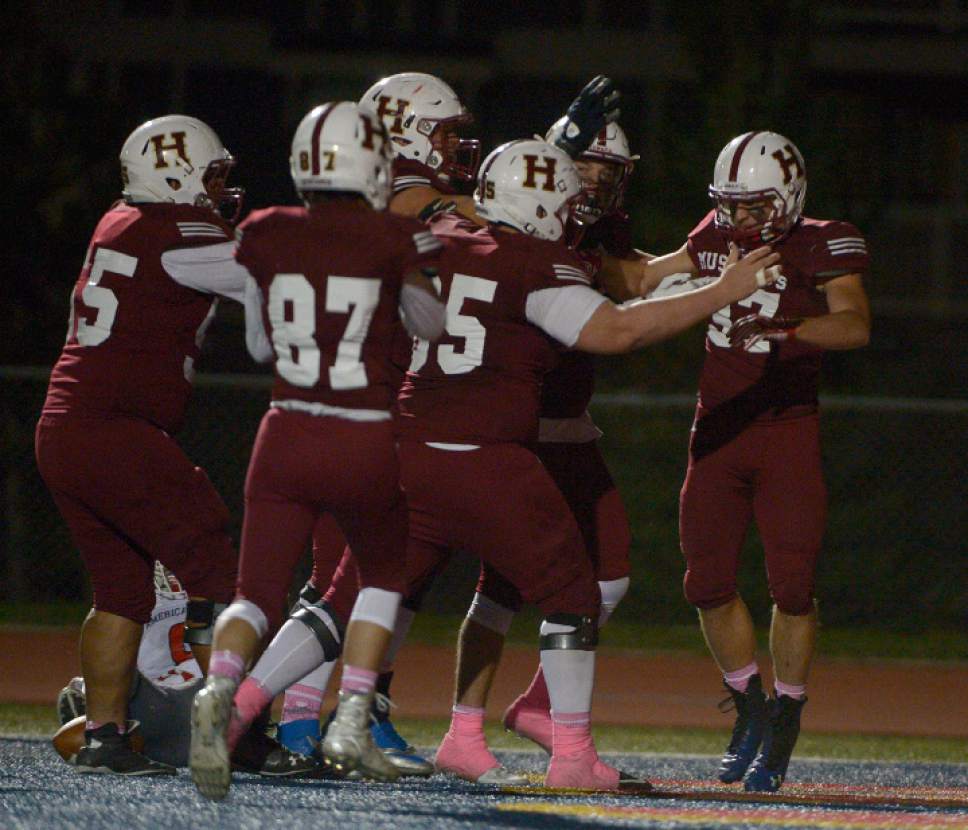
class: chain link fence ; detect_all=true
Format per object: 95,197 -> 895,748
2,367 -> 965,629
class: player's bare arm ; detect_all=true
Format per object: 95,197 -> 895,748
390,186 -> 482,224
576,244 -> 779,354
596,250 -> 654,302
729,272 -> 870,351
636,243 -> 698,296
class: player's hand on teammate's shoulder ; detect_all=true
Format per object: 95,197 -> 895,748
716,243 -> 781,300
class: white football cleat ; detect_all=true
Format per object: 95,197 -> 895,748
323,690 -> 399,782
190,677 -> 236,801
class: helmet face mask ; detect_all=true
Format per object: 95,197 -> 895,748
360,72 -> 481,182
709,131 -> 806,246
574,157 -> 626,223
289,102 -> 392,210
119,115 -> 243,221
473,139 -> 583,243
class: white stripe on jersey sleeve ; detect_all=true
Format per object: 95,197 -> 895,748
177,222 -> 229,239
412,231 -> 442,254
525,284 -> 608,347
552,264 -> 591,284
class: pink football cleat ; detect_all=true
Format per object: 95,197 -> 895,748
502,695 -> 553,754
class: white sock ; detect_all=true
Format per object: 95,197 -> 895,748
249,616 -> 332,698
539,621 -> 596,715
380,606 -> 416,673
597,577 -> 630,627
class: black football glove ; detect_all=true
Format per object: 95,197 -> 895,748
549,75 -> 621,159
728,314 -> 803,350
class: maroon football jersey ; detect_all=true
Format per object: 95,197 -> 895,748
540,210 -> 633,420
43,202 -> 234,434
236,203 -> 440,413
687,210 -> 869,417
397,212 -> 594,444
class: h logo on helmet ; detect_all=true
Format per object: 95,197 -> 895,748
358,113 -> 385,152
522,155 -> 557,192
771,145 -> 803,185
149,132 -> 191,170
376,96 -> 410,135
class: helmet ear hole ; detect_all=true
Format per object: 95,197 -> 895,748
166,178 -> 182,191
536,205 -> 547,219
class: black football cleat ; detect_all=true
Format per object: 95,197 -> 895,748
232,723 -> 318,778
743,693 -> 807,792
717,674 -> 768,783
75,722 -> 175,776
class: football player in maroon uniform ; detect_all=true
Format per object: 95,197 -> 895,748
440,123 -> 644,766
187,102 -> 445,801
394,138 -> 778,791
260,72 -> 624,773
34,115 -> 247,777
636,131 -> 871,792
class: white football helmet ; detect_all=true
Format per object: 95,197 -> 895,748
548,118 -> 638,223
474,140 -> 584,242
359,72 -> 480,181
289,101 -> 392,210
709,131 -> 806,245
120,115 -> 242,221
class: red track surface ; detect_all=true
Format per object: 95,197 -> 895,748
2,626 -> 967,738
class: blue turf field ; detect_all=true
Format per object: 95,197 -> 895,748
2,738 -> 966,829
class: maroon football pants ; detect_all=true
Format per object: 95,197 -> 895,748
237,408 -> 406,631
35,414 -> 237,624
478,438 -> 632,612
397,440 -> 599,619
680,413 -> 827,616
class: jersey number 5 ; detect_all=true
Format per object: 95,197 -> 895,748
68,248 -> 139,347
268,274 -> 381,389
410,273 -> 497,374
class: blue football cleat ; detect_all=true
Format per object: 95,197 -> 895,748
717,674 -> 768,783
276,717 -> 321,759
743,694 -> 807,792
369,693 -> 434,777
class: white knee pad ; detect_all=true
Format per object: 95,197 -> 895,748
466,592 -> 515,636
598,577 -> 630,627
349,587 -> 401,633
217,598 -> 269,640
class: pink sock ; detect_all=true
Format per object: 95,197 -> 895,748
775,680 -> 807,700
234,676 -> 274,732
435,705 -> 499,779
551,712 -> 593,758
723,661 -> 759,693
449,705 -> 486,737
209,649 -> 246,684
340,665 -> 377,695
281,683 -> 324,725
521,667 -> 551,710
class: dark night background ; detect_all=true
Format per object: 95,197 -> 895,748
2,1 -> 965,629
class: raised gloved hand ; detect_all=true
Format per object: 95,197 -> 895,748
548,75 -> 621,159
729,314 -> 803,349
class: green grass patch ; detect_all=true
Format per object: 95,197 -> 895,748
6,704 -> 963,764
409,611 -> 968,662
1,604 -> 965,661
